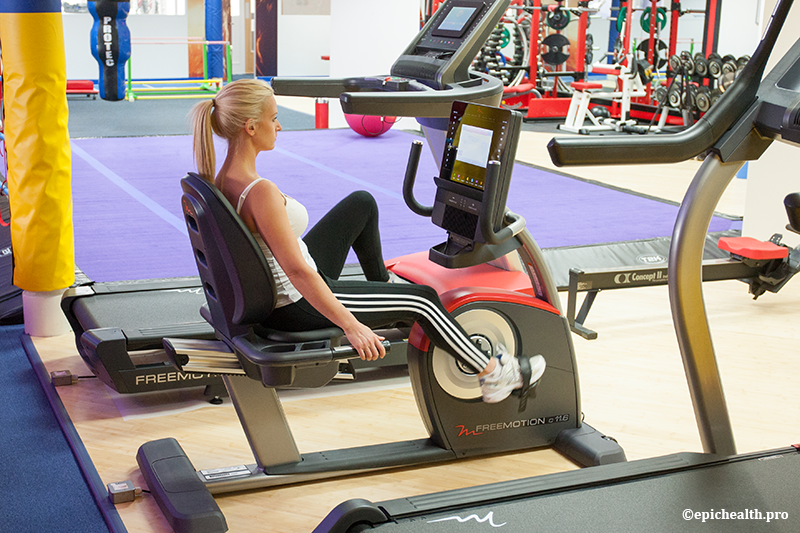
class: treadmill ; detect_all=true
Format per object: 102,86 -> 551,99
312,0 -> 800,530
61,0 -> 511,394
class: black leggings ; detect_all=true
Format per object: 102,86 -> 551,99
265,191 -> 492,372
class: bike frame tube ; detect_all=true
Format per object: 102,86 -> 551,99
669,153 -> 744,456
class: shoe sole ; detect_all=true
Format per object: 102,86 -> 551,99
481,355 -> 546,404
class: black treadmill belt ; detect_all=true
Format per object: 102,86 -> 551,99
71,289 -> 208,331
369,448 -> 800,532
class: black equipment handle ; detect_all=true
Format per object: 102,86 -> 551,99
403,140 -> 433,217
272,73 -> 503,118
479,161 -> 526,244
547,0 -> 793,167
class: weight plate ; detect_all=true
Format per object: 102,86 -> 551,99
636,39 -> 668,69
694,57 -> 708,77
640,6 -> 668,33
547,8 -> 571,30
585,33 -> 594,48
708,58 -> 722,78
616,6 -> 627,33
500,26 -> 511,48
722,60 -> 737,75
696,90 -> 711,113
669,54 -> 682,72
680,52 -> 695,76
541,33 -> 571,65
667,86 -> 682,108
654,85 -> 668,103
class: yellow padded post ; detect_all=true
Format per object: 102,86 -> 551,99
0,6 -> 75,293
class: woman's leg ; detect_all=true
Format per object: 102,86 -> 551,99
264,277 -> 546,403
328,278 -> 492,373
303,191 -> 389,282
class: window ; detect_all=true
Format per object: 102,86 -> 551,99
62,1 -> 186,16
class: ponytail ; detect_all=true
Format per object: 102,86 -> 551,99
189,79 -> 274,185
190,99 -> 216,183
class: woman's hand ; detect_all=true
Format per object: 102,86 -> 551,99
344,322 -> 386,361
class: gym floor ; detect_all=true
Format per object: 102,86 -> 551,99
35,95 -> 799,532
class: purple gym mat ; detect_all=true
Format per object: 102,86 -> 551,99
71,129 -> 734,282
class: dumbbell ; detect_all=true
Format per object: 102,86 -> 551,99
668,54 -> 682,72
695,86 -> 712,113
667,80 -> 683,108
654,85 -> 668,105
707,53 -> 723,79
680,51 -> 695,76
693,53 -> 709,78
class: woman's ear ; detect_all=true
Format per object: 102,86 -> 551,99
245,119 -> 256,136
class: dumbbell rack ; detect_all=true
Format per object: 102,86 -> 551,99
499,0 -> 597,120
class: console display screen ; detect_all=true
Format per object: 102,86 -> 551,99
431,1 -> 484,38
447,104 -> 509,191
437,7 -> 477,33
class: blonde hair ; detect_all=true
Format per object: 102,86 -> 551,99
190,78 -> 275,182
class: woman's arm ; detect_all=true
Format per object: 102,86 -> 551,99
241,180 -> 386,361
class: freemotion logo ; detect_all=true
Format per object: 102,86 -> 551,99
428,511 -> 506,528
456,414 -> 570,437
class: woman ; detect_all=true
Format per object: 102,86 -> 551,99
190,78 -> 545,403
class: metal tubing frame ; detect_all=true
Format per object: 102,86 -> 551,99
669,153 -> 744,456
125,42 -> 232,100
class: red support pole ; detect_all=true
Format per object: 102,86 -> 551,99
529,0 -> 541,91
645,0 -> 659,102
669,0 -> 680,59
576,7 -> 588,80
622,0 -> 632,66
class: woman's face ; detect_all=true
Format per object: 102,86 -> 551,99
251,95 -> 282,151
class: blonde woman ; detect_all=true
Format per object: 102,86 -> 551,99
190,79 -> 545,403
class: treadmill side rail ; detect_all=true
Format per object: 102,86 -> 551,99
311,499 -> 388,533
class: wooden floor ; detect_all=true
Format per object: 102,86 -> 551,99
32,124 -> 800,532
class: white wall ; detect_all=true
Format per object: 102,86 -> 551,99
64,13 -> 190,80
277,11 -> 331,77
327,0 -> 419,128
717,0 -> 764,58
741,0 -> 800,247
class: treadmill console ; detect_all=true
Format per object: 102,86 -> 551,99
431,101 -> 521,256
391,0 -> 508,88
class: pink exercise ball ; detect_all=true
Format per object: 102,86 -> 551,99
344,114 -> 398,137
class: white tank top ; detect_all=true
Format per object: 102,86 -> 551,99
236,178 -> 317,308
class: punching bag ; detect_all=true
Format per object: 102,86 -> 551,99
89,0 -> 131,101
206,0 -> 224,79
0,0 -> 74,335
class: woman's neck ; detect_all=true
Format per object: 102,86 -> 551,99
217,136 -> 259,188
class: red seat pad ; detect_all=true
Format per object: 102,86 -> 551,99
571,81 -> 603,91
66,80 -> 97,93
503,83 -> 535,95
718,236 -> 788,260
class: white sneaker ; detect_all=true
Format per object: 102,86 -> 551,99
479,344 -> 546,404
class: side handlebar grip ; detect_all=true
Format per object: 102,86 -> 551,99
547,121 -> 717,167
479,161 -> 522,244
403,140 -> 433,217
